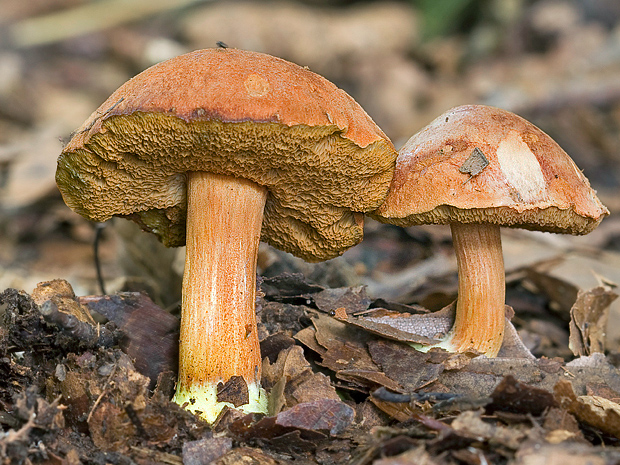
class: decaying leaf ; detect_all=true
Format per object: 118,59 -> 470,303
312,285 -> 372,314
276,399 -> 355,435
217,376 -> 250,407
260,332 -> 296,363
487,375 -> 557,415
373,445 -> 438,465
368,339 -> 451,391
514,443 -> 616,465
301,313 -> 403,392
568,285 -> 618,356
542,407 -> 583,442
261,273 -> 324,299
368,395 -> 418,423
338,302 -> 533,359
585,382 -> 620,402
182,436 -> 232,465
262,345 -> 340,415
213,447 -> 282,465
564,353 -> 620,394
229,399 -> 354,453
459,147 -> 490,179
451,410 -> 526,450
79,292 -> 179,387
336,306 -> 447,345
554,378 -> 620,439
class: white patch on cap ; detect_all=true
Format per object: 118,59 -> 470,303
496,130 -> 547,203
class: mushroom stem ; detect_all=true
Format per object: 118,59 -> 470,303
446,222 -> 506,357
173,171 -> 268,422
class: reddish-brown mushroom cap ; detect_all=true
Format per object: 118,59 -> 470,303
373,105 -> 608,357
375,104 -> 608,232
57,48 -> 397,261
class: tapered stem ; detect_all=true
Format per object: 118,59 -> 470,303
447,222 -> 505,357
173,171 -> 268,421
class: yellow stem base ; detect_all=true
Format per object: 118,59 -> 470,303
173,382 -> 268,424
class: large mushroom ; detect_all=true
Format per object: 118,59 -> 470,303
56,48 -> 397,422
373,104 -> 608,357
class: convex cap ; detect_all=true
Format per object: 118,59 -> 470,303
57,48 -> 397,260
374,105 -> 608,233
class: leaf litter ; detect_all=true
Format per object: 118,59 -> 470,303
0,266 -> 618,463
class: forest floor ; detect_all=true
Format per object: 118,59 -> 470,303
2,0 -> 620,463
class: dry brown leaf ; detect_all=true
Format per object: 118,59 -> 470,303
373,445 -> 438,465
342,302 -> 533,359
310,314 -> 394,390
544,429 -> 579,444
262,345 -> 340,416
181,437 -> 232,465
451,410 -> 526,450
295,314 -> 405,393
213,447 -> 282,465
276,399 -> 355,436
216,376 -> 249,408
369,397 -> 417,423
262,345 -> 312,389
487,375 -> 557,416
293,326 -> 325,356
585,382 -> 620,402
79,292 -> 179,387
312,286 -> 371,314
568,285 -> 618,356
229,399 -> 354,451
542,407 -> 581,436
259,332 -> 296,364
514,443 -> 609,465
368,339 -> 447,392
554,379 -> 620,439
339,306 -> 447,345
355,400 -> 392,429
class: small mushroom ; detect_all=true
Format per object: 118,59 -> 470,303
56,48 -> 397,421
373,104 -> 608,357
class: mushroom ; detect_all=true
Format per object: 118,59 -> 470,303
373,105 -> 608,357
56,48 -> 397,422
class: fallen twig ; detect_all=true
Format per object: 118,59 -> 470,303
10,0 -> 211,48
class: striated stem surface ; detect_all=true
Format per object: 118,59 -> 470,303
174,171 -> 268,421
448,222 -> 505,357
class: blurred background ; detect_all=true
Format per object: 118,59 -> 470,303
0,0 -> 619,356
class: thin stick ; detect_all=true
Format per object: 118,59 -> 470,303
10,0 -> 209,48
93,222 -> 107,295
86,363 -> 117,423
